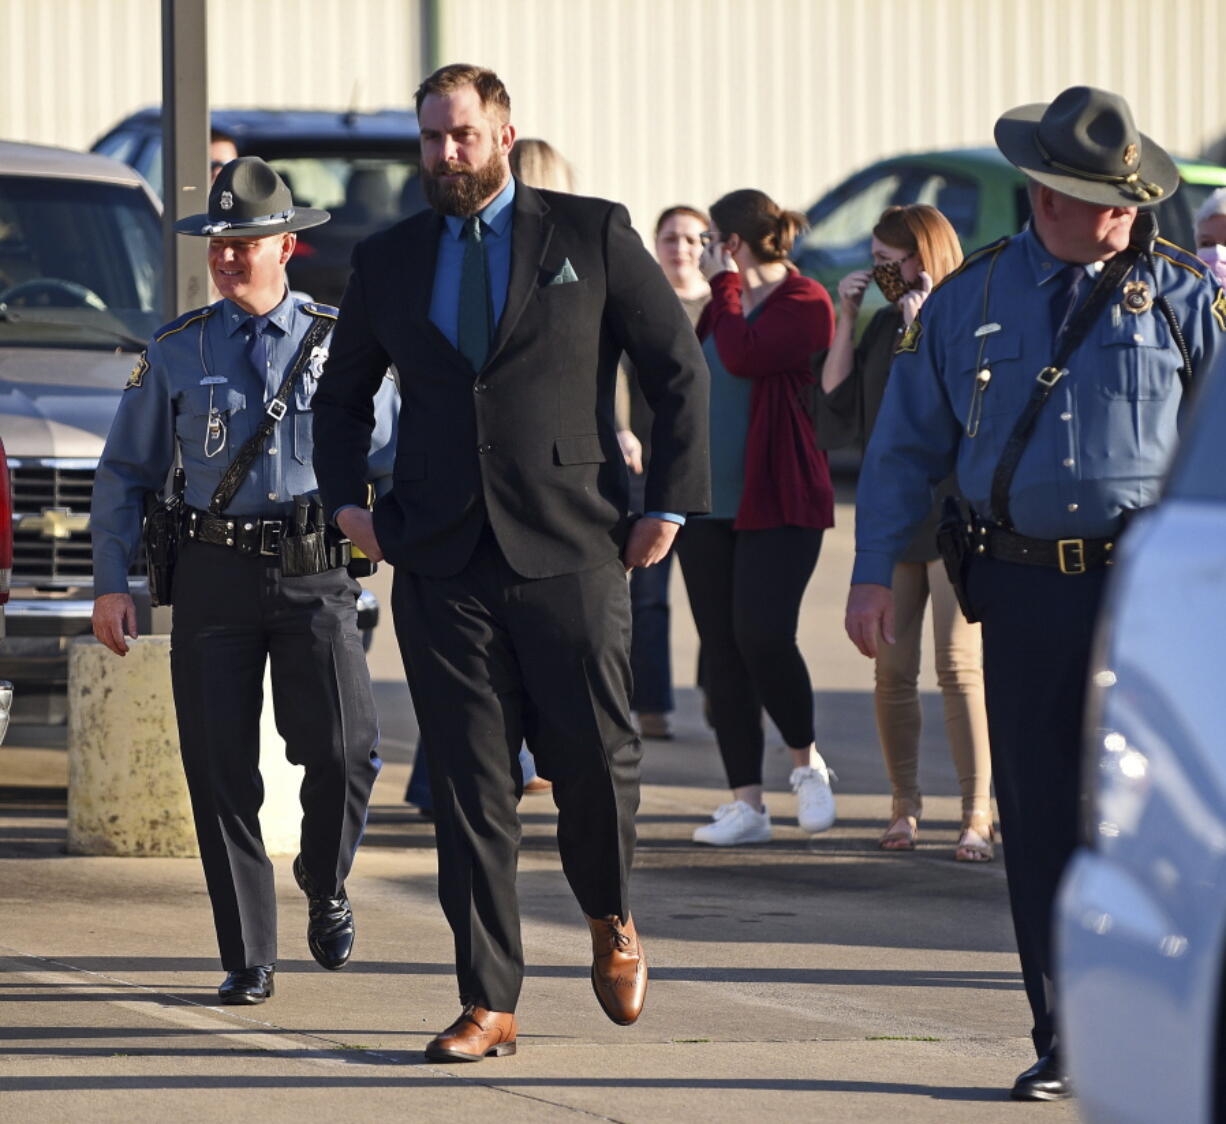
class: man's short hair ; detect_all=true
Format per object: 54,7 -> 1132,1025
415,63 -> 511,123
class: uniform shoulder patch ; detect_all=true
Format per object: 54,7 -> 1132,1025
125,350 -> 149,390
301,302 -> 339,320
154,305 -> 213,343
896,319 -> 923,354
1212,287 -> 1226,333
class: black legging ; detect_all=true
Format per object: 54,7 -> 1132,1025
676,519 -> 823,789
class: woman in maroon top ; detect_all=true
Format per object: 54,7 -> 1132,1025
677,188 -> 838,846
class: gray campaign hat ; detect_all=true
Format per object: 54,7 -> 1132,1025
175,156 -> 330,237
994,85 -> 1179,209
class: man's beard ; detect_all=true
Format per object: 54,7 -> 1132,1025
422,151 -> 508,217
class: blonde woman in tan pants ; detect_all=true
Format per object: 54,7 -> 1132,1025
813,204 -> 993,860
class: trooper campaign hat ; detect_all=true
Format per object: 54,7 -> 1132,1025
175,156 -> 330,237
994,85 -> 1179,209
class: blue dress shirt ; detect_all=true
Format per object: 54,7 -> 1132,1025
424,176 -> 683,528
429,177 -> 516,348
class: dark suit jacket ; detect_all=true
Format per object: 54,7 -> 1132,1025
313,181 -> 711,579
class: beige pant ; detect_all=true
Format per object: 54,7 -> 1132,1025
874,560 -> 991,821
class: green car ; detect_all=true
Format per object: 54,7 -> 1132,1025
794,147 -> 1226,324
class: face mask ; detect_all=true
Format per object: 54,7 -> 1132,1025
872,259 -> 917,303
1196,244 -> 1226,287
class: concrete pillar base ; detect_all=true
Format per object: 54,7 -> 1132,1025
67,635 -> 304,857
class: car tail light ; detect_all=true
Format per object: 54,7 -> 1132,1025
0,439 -> 11,604
291,238 -> 317,258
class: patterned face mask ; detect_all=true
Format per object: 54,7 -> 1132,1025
872,259 -> 917,303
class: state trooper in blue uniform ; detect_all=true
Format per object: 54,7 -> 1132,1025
91,158 -> 398,1005
846,88 -> 1225,1102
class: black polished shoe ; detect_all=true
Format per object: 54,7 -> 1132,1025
1010,1052 -> 1071,1101
293,854 -> 355,971
218,964 -> 275,1005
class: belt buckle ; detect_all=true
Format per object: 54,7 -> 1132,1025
1057,538 -> 1086,575
260,521 -> 282,556
1037,366 -> 1068,388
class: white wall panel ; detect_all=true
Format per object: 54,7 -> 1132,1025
1,0 -> 1222,246
0,0 -> 423,152
436,0 -> 1226,240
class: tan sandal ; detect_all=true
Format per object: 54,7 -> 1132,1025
878,815 -> 918,851
955,815 -> 995,862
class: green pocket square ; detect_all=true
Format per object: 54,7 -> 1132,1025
547,258 -> 580,285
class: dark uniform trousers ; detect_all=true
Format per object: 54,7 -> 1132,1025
390,525 -> 641,1014
169,538 -> 381,970
966,554 -> 1109,1056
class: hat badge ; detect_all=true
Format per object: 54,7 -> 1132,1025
219,190 -> 234,211
1122,143 -> 1139,167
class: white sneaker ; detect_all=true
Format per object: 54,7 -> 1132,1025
791,758 -> 837,833
692,800 -> 773,846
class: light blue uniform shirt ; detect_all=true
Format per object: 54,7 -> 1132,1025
853,227 -> 1225,587
92,290 -> 399,595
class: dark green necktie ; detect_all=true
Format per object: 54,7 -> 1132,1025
458,215 -> 492,370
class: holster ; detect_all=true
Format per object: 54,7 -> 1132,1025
278,494 -> 352,577
142,471 -> 186,608
935,495 -> 978,624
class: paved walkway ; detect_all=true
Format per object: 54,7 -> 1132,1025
0,499 -> 1077,1121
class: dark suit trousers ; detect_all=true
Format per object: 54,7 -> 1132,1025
390,527 -> 640,1013
966,555 -> 1107,1058
170,540 -> 381,970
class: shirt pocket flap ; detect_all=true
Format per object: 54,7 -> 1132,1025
1100,314 -> 1165,349
553,434 -> 606,465
183,386 -> 246,415
393,450 -> 427,481
961,329 -> 1023,373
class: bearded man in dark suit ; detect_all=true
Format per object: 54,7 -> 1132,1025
312,63 -> 710,1062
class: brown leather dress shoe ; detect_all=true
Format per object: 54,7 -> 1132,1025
424,1005 -> 518,1062
586,914 -> 647,1025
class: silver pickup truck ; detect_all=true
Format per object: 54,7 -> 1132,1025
0,141 -> 376,725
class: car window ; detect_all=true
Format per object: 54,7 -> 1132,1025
796,172 -> 902,272
93,132 -> 142,167
0,176 -> 163,349
914,172 -> 980,239
262,156 -> 419,224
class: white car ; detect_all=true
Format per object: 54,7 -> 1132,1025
1057,346 -> 1226,1123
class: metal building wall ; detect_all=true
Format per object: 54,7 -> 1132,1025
1,0 -> 1221,242
0,0 -> 423,152
436,0 -> 1225,236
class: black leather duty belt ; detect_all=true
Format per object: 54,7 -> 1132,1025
187,508 -> 284,556
974,523 -> 1115,575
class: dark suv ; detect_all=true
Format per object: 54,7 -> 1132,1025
92,108 -> 424,306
